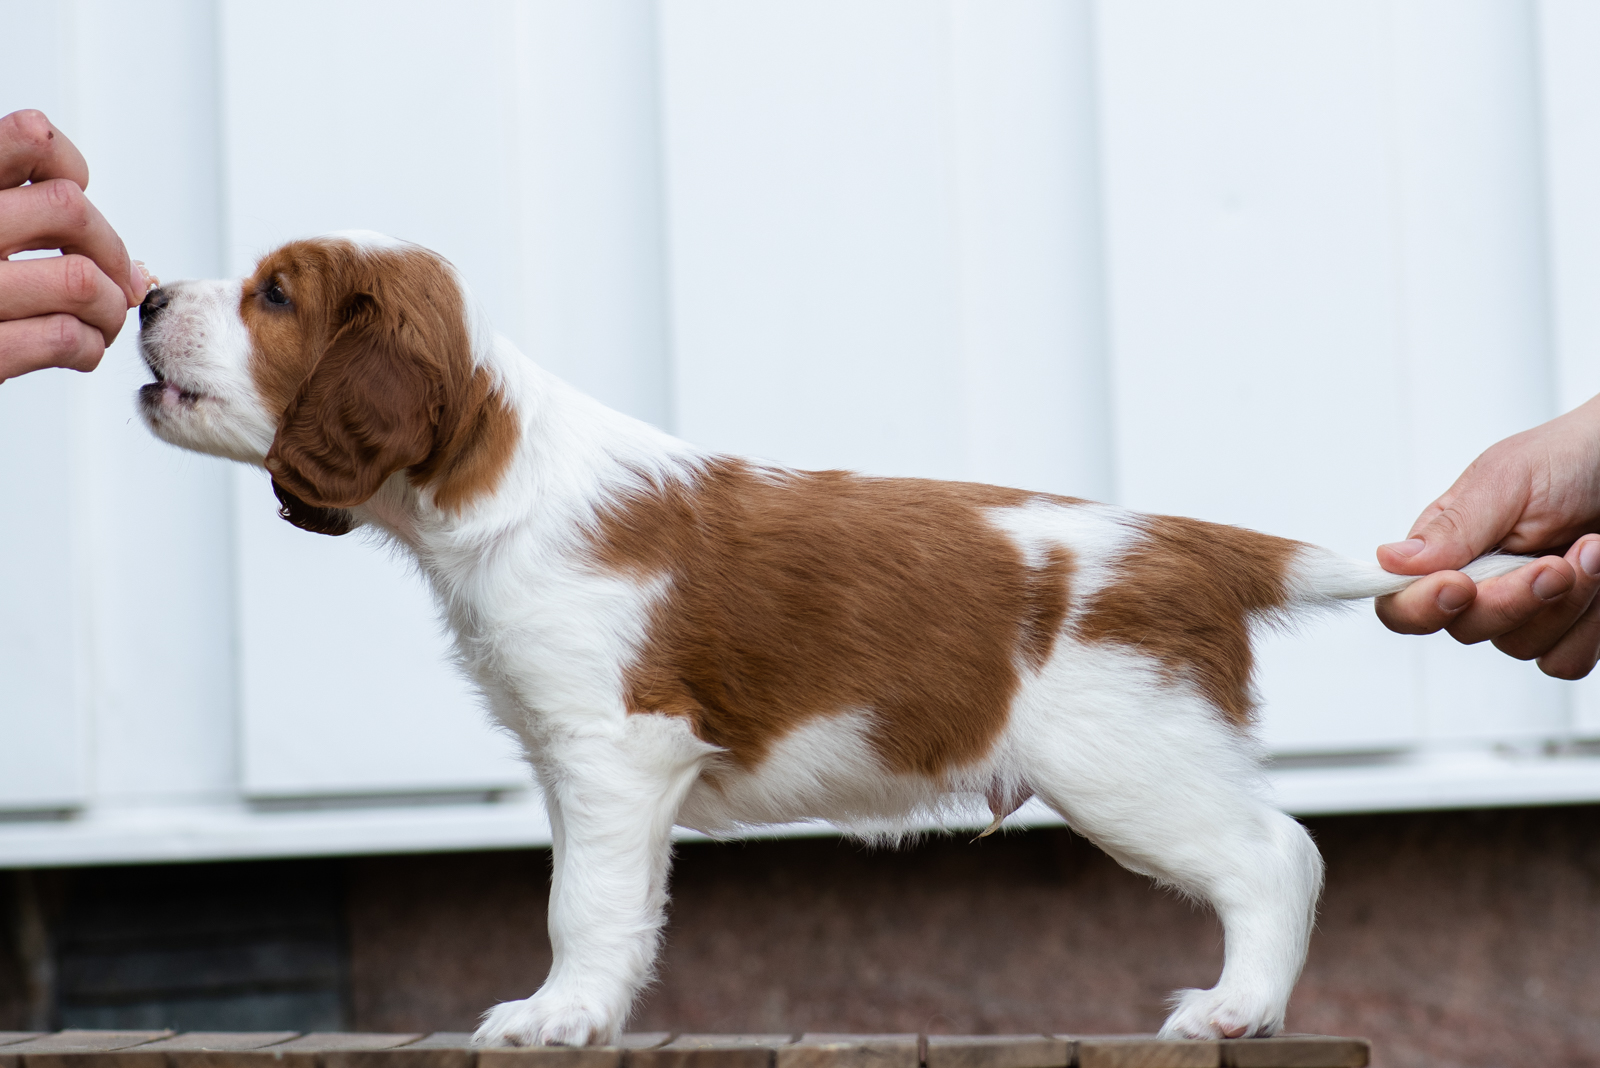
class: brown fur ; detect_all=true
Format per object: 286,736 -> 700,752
1077,516 -> 1301,724
591,461 -> 1080,775
240,239 -> 518,529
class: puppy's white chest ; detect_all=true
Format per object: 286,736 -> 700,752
435,544 -> 661,733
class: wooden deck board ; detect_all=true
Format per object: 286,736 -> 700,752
0,1033 -> 1369,1068
778,1034 -> 919,1068
1070,1037 -> 1217,1068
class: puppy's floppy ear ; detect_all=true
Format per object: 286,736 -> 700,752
265,291 -> 438,521
272,479 -> 354,537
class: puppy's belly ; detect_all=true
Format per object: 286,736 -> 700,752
676,710 -> 954,834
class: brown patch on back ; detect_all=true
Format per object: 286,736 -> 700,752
592,463 -> 1079,775
1020,545 -> 1074,670
1077,515 -> 1301,724
241,238 -> 518,527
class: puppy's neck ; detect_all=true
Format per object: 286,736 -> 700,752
352,340 -> 703,562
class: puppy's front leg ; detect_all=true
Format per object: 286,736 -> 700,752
474,714 -> 712,1047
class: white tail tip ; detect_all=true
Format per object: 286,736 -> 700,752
1286,546 -> 1539,604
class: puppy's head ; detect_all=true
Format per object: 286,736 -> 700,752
138,233 -> 516,535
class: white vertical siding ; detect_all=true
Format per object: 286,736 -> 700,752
217,1 -> 531,797
1537,0 -> 1600,735
509,0 -> 674,427
1095,2 -> 1422,752
659,2 -> 969,478
4,0 -> 1600,865
1389,0 -> 1567,745
945,0 -> 1111,499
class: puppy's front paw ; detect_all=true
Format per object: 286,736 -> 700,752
1159,986 -> 1284,1040
473,993 -> 620,1047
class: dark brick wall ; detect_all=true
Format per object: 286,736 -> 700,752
1291,806 -> 1600,1067
347,806 -> 1600,1068
6,805 -> 1600,1067
1,860 -> 347,1032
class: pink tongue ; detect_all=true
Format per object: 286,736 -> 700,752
162,382 -> 183,404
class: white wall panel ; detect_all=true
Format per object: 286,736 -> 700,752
0,2 -> 90,810
218,1 -> 523,332
510,0 -> 673,428
946,0 -> 1111,499
69,0 -> 241,804
660,1 -> 1112,496
234,469 -> 526,797
1537,0 -> 1600,737
1388,0 -> 1566,742
0,374 -> 89,810
5,1 -> 1600,864
219,0 -> 531,797
660,1 -> 968,478
1541,0 -> 1600,414
1095,1 -> 1419,751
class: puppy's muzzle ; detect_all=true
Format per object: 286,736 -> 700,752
139,287 -> 171,326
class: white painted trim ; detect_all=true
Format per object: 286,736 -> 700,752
0,794 -> 552,869
1265,747 -> 1600,816
6,746 -> 1600,868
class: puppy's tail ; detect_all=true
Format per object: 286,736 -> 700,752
1282,545 -> 1534,606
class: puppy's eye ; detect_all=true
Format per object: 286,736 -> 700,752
264,282 -> 291,307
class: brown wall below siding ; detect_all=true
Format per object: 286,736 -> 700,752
347,805 -> 1600,1068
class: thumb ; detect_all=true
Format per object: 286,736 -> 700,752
1379,466 -> 1529,575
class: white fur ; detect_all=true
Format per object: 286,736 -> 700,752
136,235 -> 1509,1046
1284,544 -> 1535,603
137,279 -> 276,464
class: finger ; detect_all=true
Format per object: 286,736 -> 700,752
1377,464 -> 1531,576
1489,536 -> 1600,661
1445,556 -> 1576,645
0,254 -> 130,342
0,179 -> 137,305
0,313 -> 106,380
0,110 -> 89,189
1537,588 -> 1600,680
130,260 -> 158,299
1375,572 -> 1477,635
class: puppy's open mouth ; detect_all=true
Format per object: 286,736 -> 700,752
139,366 -> 205,409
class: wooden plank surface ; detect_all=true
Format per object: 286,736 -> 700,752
779,1034 -> 920,1068
136,1036 -> 300,1052
2,1032 -> 175,1068
642,1033 -> 796,1068
1070,1037 -> 1218,1068
921,1036 -> 1068,1068
924,1036 -> 1071,1068
477,1032 -> 669,1068
1218,1037 -> 1367,1068
4,1035 -> 174,1054
0,1032 -> 1372,1068
137,1034 -> 299,1068
630,1034 -> 794,1068
324,1035 -> 471,1068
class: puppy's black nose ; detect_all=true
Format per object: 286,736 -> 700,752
139,287 -> 171,326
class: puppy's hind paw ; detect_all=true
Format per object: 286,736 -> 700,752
472,995 -> 620,1048
1159,986 -> 1284,1040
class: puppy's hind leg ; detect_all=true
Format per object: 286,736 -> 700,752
1021,667 -> 1322,1039
473,713 -> 712,1047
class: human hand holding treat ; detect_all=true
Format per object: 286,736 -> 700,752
0,108 -> 155,383
1377,395 -> 1600,679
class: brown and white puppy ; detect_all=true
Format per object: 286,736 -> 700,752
136,232 -> 1521,1046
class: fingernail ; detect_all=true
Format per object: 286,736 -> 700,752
1533,567 -> 1570,600
1383,538 -> 1426,559
1581,540 -> 1600,578
1437,584 -> 1473,612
